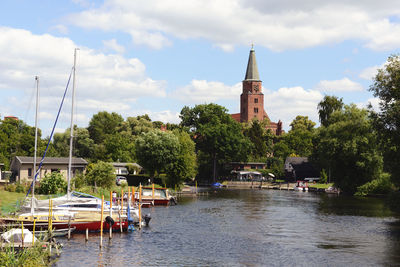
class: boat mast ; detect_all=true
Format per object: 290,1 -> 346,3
31,76 -> 39,214
67,48 -> 79,199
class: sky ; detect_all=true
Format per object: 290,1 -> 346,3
1,0 -> 400,137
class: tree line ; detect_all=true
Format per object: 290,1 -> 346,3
1,55 -> 400,196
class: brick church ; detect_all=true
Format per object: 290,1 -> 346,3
231,47 -> 283,135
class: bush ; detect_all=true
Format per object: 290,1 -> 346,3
5,183 -> 16,192
320,169 -> 328,184
37,172 -> 67,195
71,171 -> 88,189
355,173 -> 393,196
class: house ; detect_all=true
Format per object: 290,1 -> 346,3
111,162 -> 142,176
10,156 -> 88,182
229,162 -> 267,171
284,157 -> 319,181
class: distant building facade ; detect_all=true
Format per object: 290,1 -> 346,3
231,48 -> 283,135
10,156 -> 88,182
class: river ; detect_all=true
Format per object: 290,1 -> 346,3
55,189 -> 400,266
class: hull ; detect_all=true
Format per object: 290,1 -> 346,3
135,198 -> 170,206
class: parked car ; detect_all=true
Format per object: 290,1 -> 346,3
116,176 -> 127,185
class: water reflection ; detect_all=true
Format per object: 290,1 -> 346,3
56,189 -> 400,266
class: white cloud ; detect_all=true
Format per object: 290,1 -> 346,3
67,0 -> 400,51
171,80 -> 241,103
0,26 -> 166,134
264,86 -> 323,130
102,39 -> 125,53
315,77 -> 364,92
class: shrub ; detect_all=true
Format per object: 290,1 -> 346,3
85,161 -> 115,189
37,172 -> 67,195
355,173 -> 393,196
320,169 -> 328,184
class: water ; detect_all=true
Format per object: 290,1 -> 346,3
55,189 -> 400,266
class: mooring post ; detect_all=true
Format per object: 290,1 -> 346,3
118,200 -> 122,233
68,216 -> 71,240
100,195 -> 104,248
139,184 -> 142,230
109,190 -> 112,239
85,228 -> 88,242
21,221 -> 24,248
32,219 -> 36,246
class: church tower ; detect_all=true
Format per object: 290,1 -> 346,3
231,47 -> 283,135
240,47 -> 270,122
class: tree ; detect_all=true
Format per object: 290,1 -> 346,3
369,55 -> 400,184
312,104 -> 383,193
317,96 -> 344,127
124,115 -> 154,136
243,119 -> 268,160
180,104 -> 251,182
88,111 -> 124,144
165,130 -> 197,186
103,132 -> 135,162
85,161 -> 115,188
135,130 -> 180,181
290,115 -> 316,131
51,126 -> 94,159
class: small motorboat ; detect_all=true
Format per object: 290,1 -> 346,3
293,181 -> 308,192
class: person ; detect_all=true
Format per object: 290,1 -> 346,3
112,191 -> 117,203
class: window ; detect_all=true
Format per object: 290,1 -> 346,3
254,98 -> 258,103
254,108 -> 258,113
28,168 -> 32,177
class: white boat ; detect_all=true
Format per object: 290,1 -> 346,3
293,181 -> 308,192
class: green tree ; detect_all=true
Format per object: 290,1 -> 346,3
85,161 -> 115,188
290,115 -> 316,131
51,126 -> 94,159
135,130 -> 180,181
369,55 -> 400,185
312,104 -> 383,193
124,115 -> 154,136
88,111 -> 124,144
243,119 -> 268,160
165,130 -> 197,187
317,95 -> 344,127
180,104 -> 251,182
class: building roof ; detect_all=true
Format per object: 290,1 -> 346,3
231,113 -> 240,122
13,156 -> 88,165
111,162 -> 142,168
244,47 -> 260,81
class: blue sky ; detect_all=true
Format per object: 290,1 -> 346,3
1,0 -> 400,136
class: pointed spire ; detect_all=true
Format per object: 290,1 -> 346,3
244,46 -> 260,81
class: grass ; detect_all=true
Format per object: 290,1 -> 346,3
0,190 -> 26,215
308,183 -> 334,189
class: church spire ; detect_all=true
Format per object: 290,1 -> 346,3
244,46 -> 260,81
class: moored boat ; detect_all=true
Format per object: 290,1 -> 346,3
293,181 -> 308,192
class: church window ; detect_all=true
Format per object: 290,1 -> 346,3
254,98 -> 258,103
254,108 -> 258,113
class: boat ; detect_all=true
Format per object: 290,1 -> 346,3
293,181 -> 308,192
325,186 -> 340,194
135,186 -> 176,206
